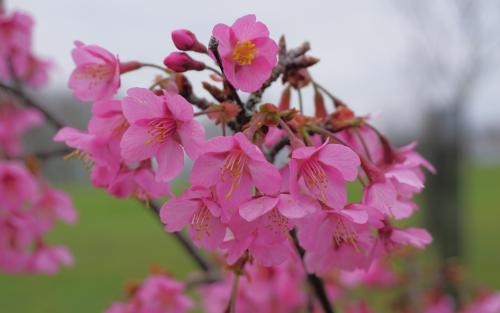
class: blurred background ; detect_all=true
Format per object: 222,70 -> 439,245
1,0 -> 499,312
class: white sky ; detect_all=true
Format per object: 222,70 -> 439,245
7,0 -> 500,136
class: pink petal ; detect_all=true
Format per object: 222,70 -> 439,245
190,153 -> 226,187
156,138 -> 184,182
231,14 -> 269,40
391,228 -> 432,248
248,159 -> 281,195
318,144 -> 360,181
177,120 -> 205,160
165,93 -> 194,122
120,125 -> 159,162
160,198 -> 198,232
122,88 -> 163,123
239,196 -> 279,221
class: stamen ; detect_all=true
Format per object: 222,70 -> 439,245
302,159 -> 328,203
332,216 -> 360,253
191,204 -> 211,240
232,40 -> 258,66
144,117 -> 176,145
264,208 -> 289,235
64,149 -> 94,170
221,151 -> 248,199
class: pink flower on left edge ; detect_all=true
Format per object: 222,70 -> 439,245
120,87 -> 204,182
212,14 -> 278,92
68,41 -> 120,102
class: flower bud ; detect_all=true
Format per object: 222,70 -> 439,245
171,29 -> 208,53
163,52 -> 205,73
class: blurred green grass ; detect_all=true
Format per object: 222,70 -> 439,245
0,164 -> 499,312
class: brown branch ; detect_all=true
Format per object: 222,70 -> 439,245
290,230 -> 335,313
0,82 -> 65,129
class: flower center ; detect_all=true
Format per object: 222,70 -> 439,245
232,40 -> 258,66
77,63 -> 113,83
265,208 -> 289,235
64,149 -> 94,169
144,117 -> 176,145
221,151 -> 248,199
302,159 -> 328,203
332,215 -> 360,252
191,204 -> 211,241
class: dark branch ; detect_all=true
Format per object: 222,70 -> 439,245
0,82 -> 65,129
290,230 -> 335,313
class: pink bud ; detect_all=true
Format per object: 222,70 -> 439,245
171,29 -> 207,53
163,52 -> 205,72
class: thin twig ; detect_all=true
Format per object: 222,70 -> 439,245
0,82 -> 65,129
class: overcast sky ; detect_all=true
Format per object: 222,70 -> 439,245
7,0 -> 500,136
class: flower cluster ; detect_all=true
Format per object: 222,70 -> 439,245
0,8 -> 76,275
61,13 -> 437,313
104,273 -> 193,313
0,161 -> 76,273
0,9 -> 50,88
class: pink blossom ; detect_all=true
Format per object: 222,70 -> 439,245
374,220 -> 432,256
0,161 -> 38,211
120,87 -> 204,182
190,133 -> 281,209
297,203 -> 377,274
132,275 -> 193,313
290,140 -> 360,209
28,245 -> 74,274
0,214 -> 34,273
88,99 -> 129,141
0,102 -> 43,156
160,186 -> 226,250
200,260 -> 306,313
108,167 -> 171,200
212,14 -> 278,92
171,29 -> 207,53
32,187 -> 78,233
0,11 -> 33,81
68,41 -> 120,101
340,259 -> 397,288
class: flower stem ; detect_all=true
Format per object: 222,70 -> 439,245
297,87 -> 304,114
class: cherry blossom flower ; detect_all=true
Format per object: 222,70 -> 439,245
0,102 -> 43,157
290,140 -> 360,209
161,186 -> 226,250
120,87 -> 204,182
199,260 -> 306,313
212,14 -> 278,92
0,11 -> 33,81
190,133 -> 280,209
104,274 -> 193,313
297,203 -> 377,274
0,161 -> 38,211
68,41 -> 120,101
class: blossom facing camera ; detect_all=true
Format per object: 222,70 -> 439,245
163,52 -> 205,73
212,14 -> 278,92
68,41 -> 120,102
171,29 -> 207,53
